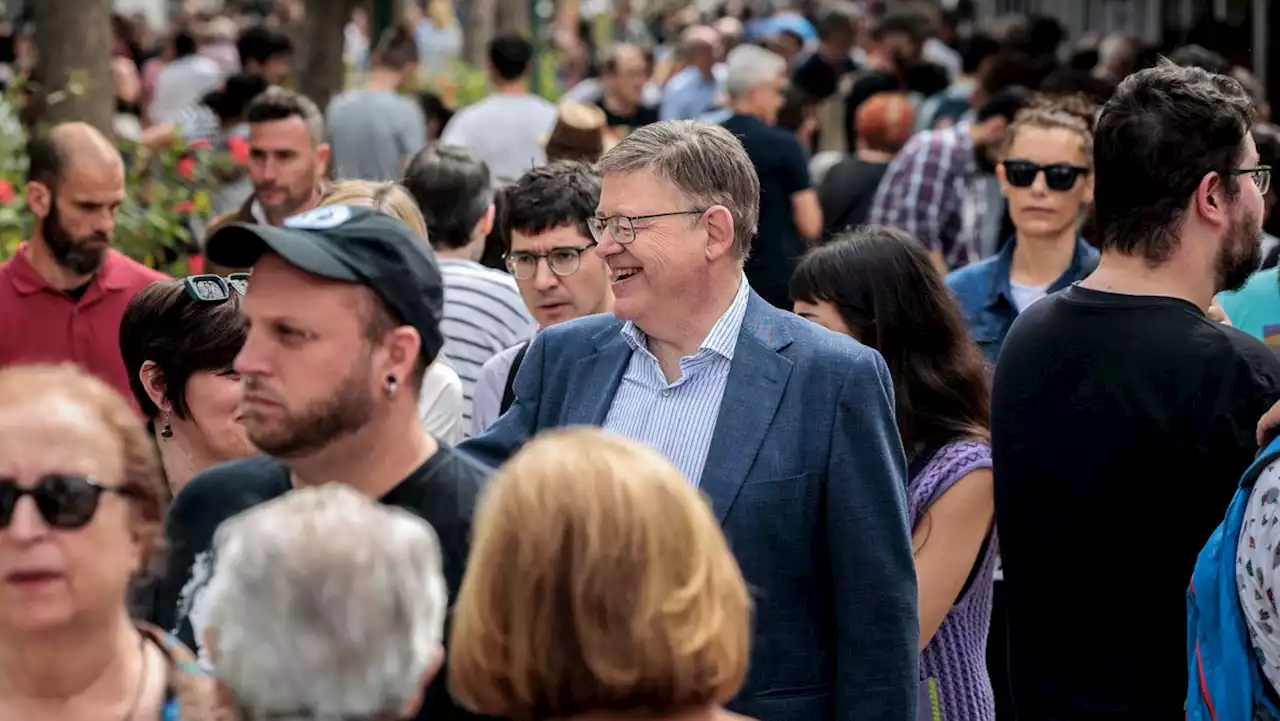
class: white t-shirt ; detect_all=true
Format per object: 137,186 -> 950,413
1009,280 -> 1049,313
418,360 -> 463,445
438,93 -> 558,186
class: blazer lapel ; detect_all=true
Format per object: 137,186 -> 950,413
565,323 -> 633,426
699,295 -> 794,523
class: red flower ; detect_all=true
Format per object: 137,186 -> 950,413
177,156 -> 197,180
0,181 -> 15,205
227,136 -> 250,165
174,200 -> 195,214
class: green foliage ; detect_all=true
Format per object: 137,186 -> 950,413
0,80 -> 223,276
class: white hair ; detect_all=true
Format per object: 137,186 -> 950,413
725,44 -> 787,100
203,483 -> 448,719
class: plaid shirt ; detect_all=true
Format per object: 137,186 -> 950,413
869,122 -> 987,269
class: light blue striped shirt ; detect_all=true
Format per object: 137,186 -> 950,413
602,275 -> 750,486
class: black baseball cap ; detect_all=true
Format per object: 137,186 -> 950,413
205,205 -> 445,363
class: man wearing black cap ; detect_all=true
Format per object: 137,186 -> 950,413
148,205 -> 490,721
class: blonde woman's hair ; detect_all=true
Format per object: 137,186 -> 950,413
426,0 -> 455,29
319,180 -> 429,240
1004,93 -> 1098,165
448,427 -> 752,721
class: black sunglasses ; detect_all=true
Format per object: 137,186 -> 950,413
1002,160 -> 1090,191
184,273 -> 250,303
0,474 -> 128,530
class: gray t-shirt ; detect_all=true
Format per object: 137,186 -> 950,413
326,89 -> 427,181
439,93 -> 558,186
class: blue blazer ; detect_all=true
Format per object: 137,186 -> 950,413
460,291 -> 919,721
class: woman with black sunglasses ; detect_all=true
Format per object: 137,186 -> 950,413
119,275 -> 254,499
946,94 -> 1101,367
0,364 -> 229,719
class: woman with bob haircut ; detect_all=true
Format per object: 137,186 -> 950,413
120,276 -> 253,498
317,179 -> 466,445
0,364 -> 229,719
791,226 -> 996,721
449,426 -> 754,721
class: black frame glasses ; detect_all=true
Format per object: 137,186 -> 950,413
184,273 -> 250,303
505,242 -> 597,280
0,474 -> 129,530
1225,166 -> 1272,195
1001,160 -> 1090,192
587,209 -> 707,245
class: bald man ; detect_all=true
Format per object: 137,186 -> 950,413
0,122 -> 165,405
659,25 -> 729,121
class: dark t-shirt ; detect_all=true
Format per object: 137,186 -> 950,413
720,113 -> 811,309
817,158 -> 889,238
149,444 -> 490,721
991,285 -> 1280,720
595,99 -> 659,131
791,50 -> 857,102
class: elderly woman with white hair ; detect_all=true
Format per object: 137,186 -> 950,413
201,483 -> 449,721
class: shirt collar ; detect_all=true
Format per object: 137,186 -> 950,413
5,244 -> 130,296
621,273 -> 750,360
986,235 -> 1097,311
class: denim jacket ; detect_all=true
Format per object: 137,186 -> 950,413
945,236 -> 1099,366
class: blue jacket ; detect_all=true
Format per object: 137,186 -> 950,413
946,236 -> 1099,366
460,291 -> 919,721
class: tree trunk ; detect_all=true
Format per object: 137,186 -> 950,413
295,0 -> 361,114
464,0 -> 498,67
27,0 -> 114,136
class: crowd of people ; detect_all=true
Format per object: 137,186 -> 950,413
4,1 -> 1280,721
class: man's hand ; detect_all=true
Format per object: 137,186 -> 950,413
1208,299 -> 1233,326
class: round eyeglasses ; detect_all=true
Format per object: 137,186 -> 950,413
505,243 -> 596,280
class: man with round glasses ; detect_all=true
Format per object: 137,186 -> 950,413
469,162 -> 613,435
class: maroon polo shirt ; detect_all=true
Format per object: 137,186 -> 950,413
0,247 -> 167,407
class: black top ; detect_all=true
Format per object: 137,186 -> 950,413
791,50 -> 858,102
596,99 -> 659,130
817,158 -> 889,239
991,285 -> 1280,720
149,445 -> 491,721
720,113 -> 812,309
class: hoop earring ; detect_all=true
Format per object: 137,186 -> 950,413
385,375 -> 399,399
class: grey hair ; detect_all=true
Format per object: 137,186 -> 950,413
246,86 -> 326,144
595,120 -> 760,258
725,44 -> 786,100
203,483 -> 448,719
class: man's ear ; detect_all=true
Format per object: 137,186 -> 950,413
26,180 -> 51,218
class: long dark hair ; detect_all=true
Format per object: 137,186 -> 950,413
790,227 -> 990,450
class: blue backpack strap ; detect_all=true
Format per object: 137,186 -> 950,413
1188,436 -> 1280,721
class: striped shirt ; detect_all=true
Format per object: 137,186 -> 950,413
602,275 -> 750,486
868,122 -> 987,270
438,259 -> 537,430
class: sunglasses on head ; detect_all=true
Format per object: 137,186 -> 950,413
184,273 -> 250,303
1002,159 -> 1089,191
0,474 -> 129,530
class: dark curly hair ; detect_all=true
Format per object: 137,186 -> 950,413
1094,61 -> 1254,263
503,161 -> 601,242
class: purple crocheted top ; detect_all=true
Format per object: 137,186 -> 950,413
909,440 -> 997,721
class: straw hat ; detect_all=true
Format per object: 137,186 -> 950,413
541,101 -> 618,163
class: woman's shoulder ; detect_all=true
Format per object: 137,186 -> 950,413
918,440 -> 992,486
139,623 -> 239,720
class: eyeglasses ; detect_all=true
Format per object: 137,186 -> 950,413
184,273 -> 251,303
1002,160 -> 1090,192
505,242 -> 597,280
587,210 -> 707,245
1225,166 -> 1273,195
0,474 -> 129,530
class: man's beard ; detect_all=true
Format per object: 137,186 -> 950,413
1216,203 -> 1264,293
43,199 -> 108,275
245,353 -> 377,460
